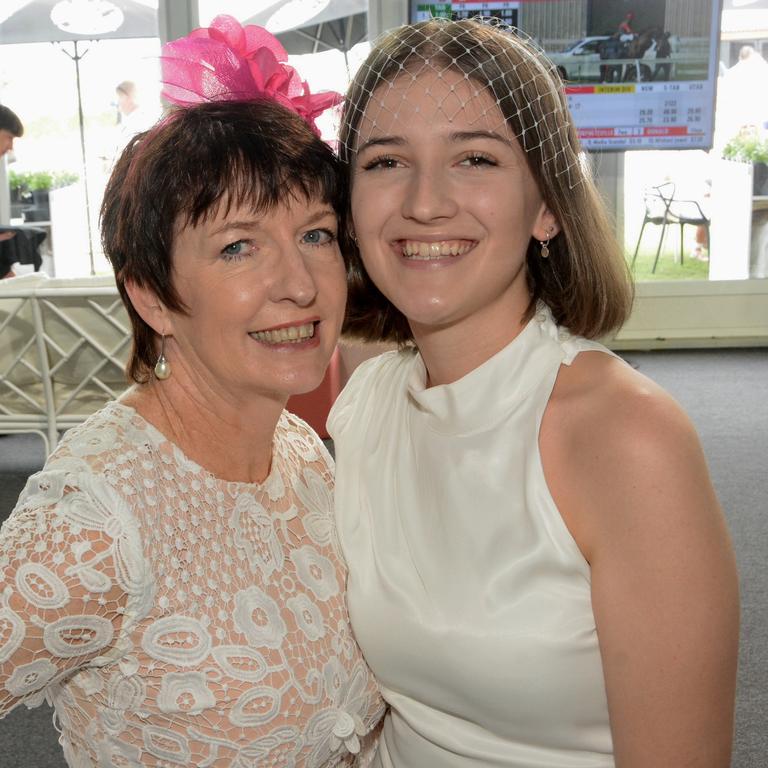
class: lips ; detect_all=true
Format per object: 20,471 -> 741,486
399,239 -> 475,260
249,321 -> 317,344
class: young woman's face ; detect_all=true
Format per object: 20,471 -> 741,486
350,67 -> 555,342
166,194 -> 346,402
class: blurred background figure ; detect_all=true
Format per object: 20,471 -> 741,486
653,31 -> 673,81
599,33 -> 625,83
0,104 -> 25,275
719,46 -> 768,140
618,11 -> 635,38
0,104 -> 23,160
112,79 -> 160,159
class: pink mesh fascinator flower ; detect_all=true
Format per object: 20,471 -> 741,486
160,14 -> 341,136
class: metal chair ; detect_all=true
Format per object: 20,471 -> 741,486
632,182 -> 676,273
667,196 -> 710,266
632,182 -> 710,273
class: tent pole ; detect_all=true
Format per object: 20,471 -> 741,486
59,39 -> 95,275
71,40 -> 95,275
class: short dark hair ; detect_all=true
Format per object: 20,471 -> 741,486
0,105 -> 24,137
339,19 -> 633,344
101,99 -> 348,383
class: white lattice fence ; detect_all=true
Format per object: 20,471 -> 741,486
0,275 -> 131,453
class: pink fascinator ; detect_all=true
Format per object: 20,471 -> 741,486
160,14 -> 341,136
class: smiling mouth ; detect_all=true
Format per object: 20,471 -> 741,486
400,240 -> 475,260
250,322 -> 317,344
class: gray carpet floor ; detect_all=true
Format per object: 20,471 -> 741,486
0,348 -> 765,767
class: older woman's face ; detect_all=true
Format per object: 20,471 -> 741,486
166,194 -> 346,401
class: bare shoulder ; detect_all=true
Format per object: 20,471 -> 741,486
540,350 -> 721,560
542,352 -> 739,765
542,350 -> 697,481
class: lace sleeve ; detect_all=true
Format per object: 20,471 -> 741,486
0,468 -> 147,717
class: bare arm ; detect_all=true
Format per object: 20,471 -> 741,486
542,355 -> 739,767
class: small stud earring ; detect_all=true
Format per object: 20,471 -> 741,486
539,230 -> 552,259
154,334 -> 171,380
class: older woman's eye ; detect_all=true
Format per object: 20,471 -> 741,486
302,228 -> 336,246
221,240 -> 250,261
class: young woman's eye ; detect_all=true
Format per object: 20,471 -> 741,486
220,240 -> 251,261
302,228 -> 336,246
459,154 -> 496,168
361,155 -> 400,171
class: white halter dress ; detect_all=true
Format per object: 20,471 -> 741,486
328,305 -> 617,767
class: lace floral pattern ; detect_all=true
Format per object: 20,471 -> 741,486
0,402 -> 383,766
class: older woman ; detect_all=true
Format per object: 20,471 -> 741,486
0,21 -> 382,767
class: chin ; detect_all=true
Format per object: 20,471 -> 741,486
280,366 -> 331,398
285,379 -> 325,397
400,304 -> 457,329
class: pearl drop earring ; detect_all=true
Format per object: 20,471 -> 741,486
154,334 -> 171,380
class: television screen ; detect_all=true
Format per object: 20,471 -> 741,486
409,1 -> 722,151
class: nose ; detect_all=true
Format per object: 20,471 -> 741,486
272,245 -> 318,307
401,166 -> 459,222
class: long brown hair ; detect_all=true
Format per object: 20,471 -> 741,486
338,18 -> 633,343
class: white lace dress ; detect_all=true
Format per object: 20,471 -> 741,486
0,402 -> 384,767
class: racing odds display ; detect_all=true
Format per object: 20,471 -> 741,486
410,0 -> 721,151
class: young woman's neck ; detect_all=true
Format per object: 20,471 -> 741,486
411,306 -> 530,388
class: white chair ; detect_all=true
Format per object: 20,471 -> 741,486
0,273 -> 131,453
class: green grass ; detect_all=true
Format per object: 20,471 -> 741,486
626,245 -> 709,281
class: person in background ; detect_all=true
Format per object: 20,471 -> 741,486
112,80 -> 161,158
618,11 -> 634,37
652,30 -> 673,81
0,104 -> 23,159
598,33 -> 624,83
0,104 -> 24,275
331,17 -> 739,768
713,46 -> 768,155
724,46 -> 768,133
0,17 -> 382,767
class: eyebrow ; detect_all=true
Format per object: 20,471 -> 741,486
356,136 -> 405,154
210,207 -> 336,236
356,130 -> 513,154
449,130 -> 514,147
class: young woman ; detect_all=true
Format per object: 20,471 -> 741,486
329,17 -> 738,768
0,19 -> 383,767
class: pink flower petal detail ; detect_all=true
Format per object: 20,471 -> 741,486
160,14 -> 341,136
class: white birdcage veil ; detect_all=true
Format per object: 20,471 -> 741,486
338,16 -> 584,190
